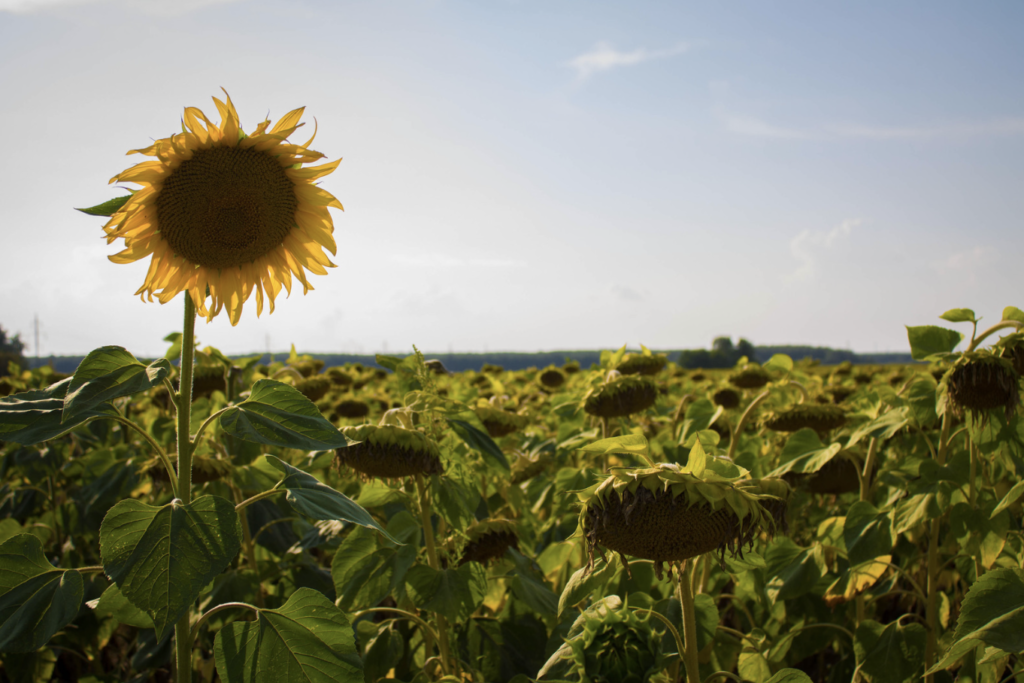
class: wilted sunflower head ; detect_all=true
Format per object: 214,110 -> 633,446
784,455 -> 864,495
712,388 -> 741,409
946,353 -> 1020,422
584,376 -> 659,418
474,405 -> 530,438
295,376 -> 331,402
145,454 -> 231,485
100,90 -> 342,325
997,336 -> 1024,377
763,404 -> 847,433
336,424 -> 444,480
617,353 -> 668,377
728,365 -> 770,389
332,398 -> 370,419
538,366 -> 567,389
579,464 -> 790,577
190,364 -> 227,399
457,519 -> 519,566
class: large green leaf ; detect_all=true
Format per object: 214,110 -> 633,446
0,535 -> 84,653
765,670 -> 813,683
260,456 -> 396,543
89,583 -> 154,629
844,502 -> 895,566
766,540 -> 825,603
929,567 -> 1024,672
447,418 -> 510,472
905,325 -> 962,361
854,619 -> 926,683
63,346 -> 171,422
100,495 -> 241,638
214,588 -> 362,683
506,548 -> 558,617
767,429 -> 842,477
558,557 -> 620,616
405,562 -> 488,623
0,378 -> 118,445
220,380 -> 351,450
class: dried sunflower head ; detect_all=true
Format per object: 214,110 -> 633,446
946,353 -> 1020,422
584,376 -> 658,418
458,519 -> 519,566
295,376 -> 331,402
539,366 -> 567,389
579,464 -> 789,577
474,405 -> 529,438
729,365 -> 770,389
712,388 -> 741,409
617,353 -> 667,377
763,405 -> 847,433
336,424 -> 444,480
326,367 -> 353,387
333,398 -> 370,419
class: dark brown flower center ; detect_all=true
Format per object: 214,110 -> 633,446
156,146 -> 297,269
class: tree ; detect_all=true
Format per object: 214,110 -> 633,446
0,325 -> 26,377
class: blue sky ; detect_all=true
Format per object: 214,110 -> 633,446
1,0 -> 1022,357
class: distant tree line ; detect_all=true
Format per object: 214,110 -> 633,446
677,337 -> 757,369
0,325 -> 26,377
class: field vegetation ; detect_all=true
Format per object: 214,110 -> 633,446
0,307 -> 1023,683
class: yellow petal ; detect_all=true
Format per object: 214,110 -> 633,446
286,158 -> 342,182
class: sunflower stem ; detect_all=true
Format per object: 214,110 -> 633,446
676,560 -> 701,683
414,473 -> 456,678
174,293 -> 197,683
924,411 -> 951,683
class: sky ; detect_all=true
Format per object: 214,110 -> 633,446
1,0 -> 1022,358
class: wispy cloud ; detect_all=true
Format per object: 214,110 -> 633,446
565,42 -> 690,81
931,246 -> 996,284
0,0 -> 240,14
609,284 -> 644,302
721,114 -> 813,140
389,253 -> 527,268
788,219 -> 861,282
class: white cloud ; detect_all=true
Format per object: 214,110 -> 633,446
389,253 -> 527,268
565,42 -> 690,80
788,219 -> 861,282
828,119 -> 1024,140
721,114 -> 813,140
0,0 -> 241,15
931,246 -> 996,276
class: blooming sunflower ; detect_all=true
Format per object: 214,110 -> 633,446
103,90 -> 342,325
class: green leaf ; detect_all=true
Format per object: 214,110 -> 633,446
90,583 -> 154,629
906,379 -> 938,427
63,346 -> 171,422
506,548 -> 558,617
844,502 -> 895,566
767,429 -> 842,477
940,309 -> 977,324
684,437 -> 707,476
692,593 -> 720,651
929,567 -> 1024,672
446,419 -> 510,472
0,378 -> 119,445
905,325 -> 963,361
100,495 -> 241,639
578,433 -> 650,459
405,563 -> 487,623
214,588 -> 362,683
991,480 -> 1024,518
220,380 -> 351,450
1002,307 -> 1024,324
0,534 -> 84,653
894,493 -> 941,534
763,354 -> 794,373
260,456 -> 396,543
765,670 -> 814,683
855,619 -> 927,683
558,557 -> 620,616
75,194 -> 132,217
766,541 -> 825,603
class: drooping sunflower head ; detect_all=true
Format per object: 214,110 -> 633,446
579,465 -> 789,578
473,404 -> 530,438
103,90 -> 342,325
762,404 -> 848,433
583,375 -> 659,418
538,365 -> 567,389
617,353 -> 668,377
336,424 -> 444,480
294,376 -> 331,403
712,387 -> 741,409
946,352 -> 1020,422
728,365 -> 770,390
457,519 -> 520,566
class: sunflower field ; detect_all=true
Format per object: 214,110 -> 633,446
1,308 -> 1023,683
1,93 -> 1023,683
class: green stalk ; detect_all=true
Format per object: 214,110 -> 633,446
414,473 -> 455,678
924,412 -> 951,683
175,293 -> 197,683
676,560 -> 701,683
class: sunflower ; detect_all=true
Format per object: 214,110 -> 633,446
103,90 -> 342,325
